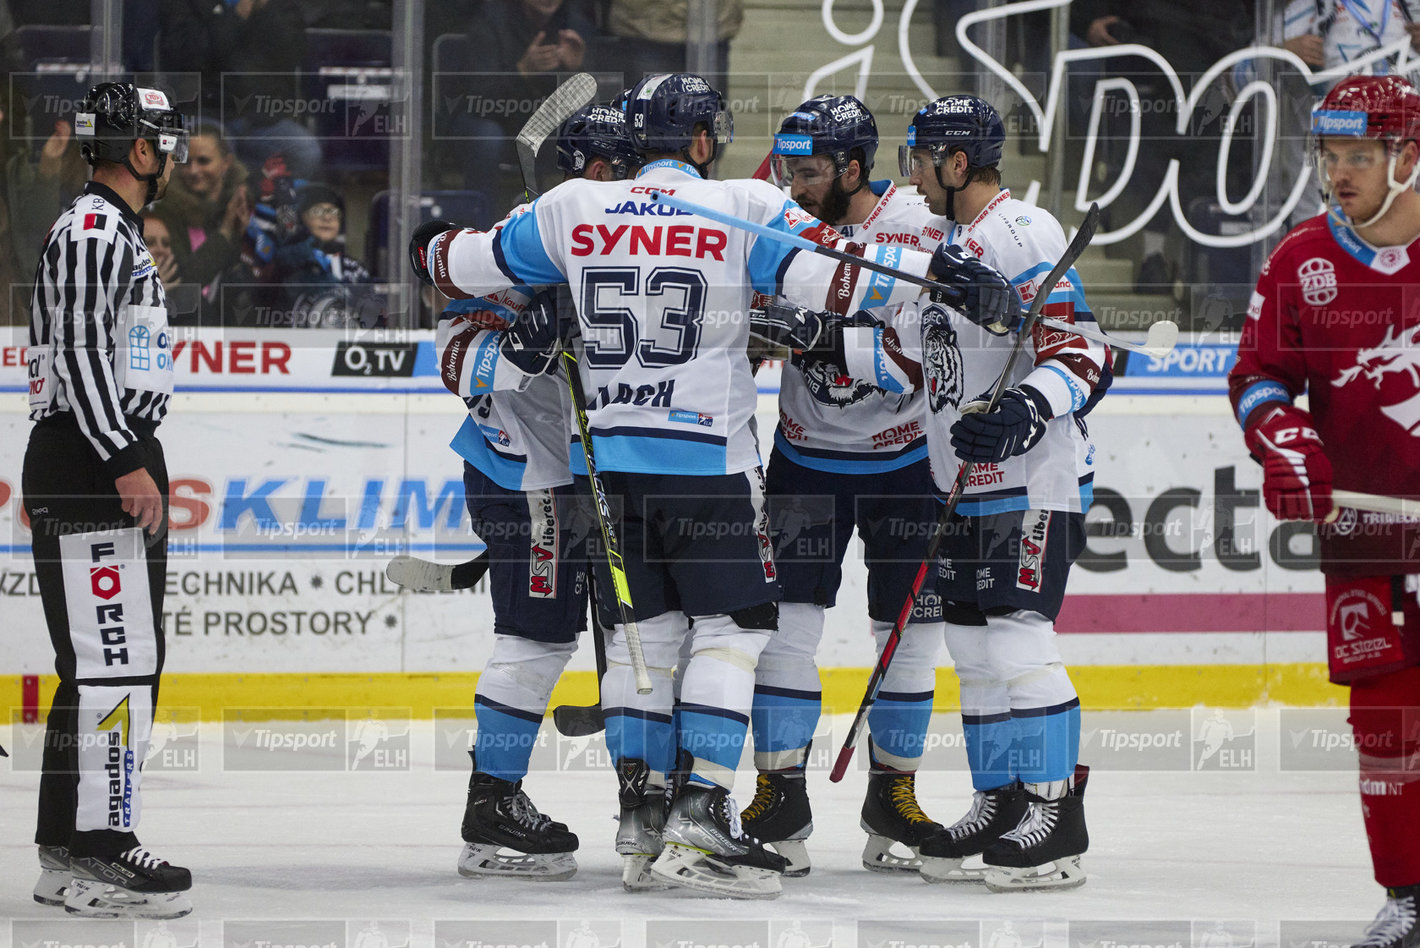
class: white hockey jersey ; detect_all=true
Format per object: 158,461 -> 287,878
843,190 -> 1106,514
1283,0 -> 1414,73
775,181 -> 945,473
429,159 -> 933,477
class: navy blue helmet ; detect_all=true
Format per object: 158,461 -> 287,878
899,95 -> 1005,176
556,103 -> 640,179
770,94 -> 878,187
626,72 -> 732,159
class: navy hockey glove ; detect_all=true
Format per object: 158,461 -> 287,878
499,290 -> 562,377
928,244 -> 1022,335
749,298 -> 843,359
950,385 -> 1052,463
408,218 -> 460,286
1244,403 -> 1333,522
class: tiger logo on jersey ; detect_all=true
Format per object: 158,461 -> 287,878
797,355 -> 879,407
1332,322 -> 1420,434
923,322 -> 964,413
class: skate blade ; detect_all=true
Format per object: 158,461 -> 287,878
769,839 -> 811,878
650,844 -> 782,900
983,855 -> 1086,892
386,555 -> 455,593
621,854 -> 672,891
34,867 -> 70,905
919,854 -> 988,884
64,879 -> 192,919
861,834 -> 923,873
457,843 -> 577,882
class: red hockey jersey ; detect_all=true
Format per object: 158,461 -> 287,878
1230,213 -> 1420,574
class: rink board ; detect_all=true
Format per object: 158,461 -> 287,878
0,328 -> 1343,714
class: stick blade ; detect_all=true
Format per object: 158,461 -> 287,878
1143,319 -> 1180,357
515,72 -> 599,194
551,704 -> 605,737
385,555 -> 456,592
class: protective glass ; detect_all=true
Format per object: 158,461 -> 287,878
769,154 -> 836,188
898,145 -> 937,178
149,111 -> 190,163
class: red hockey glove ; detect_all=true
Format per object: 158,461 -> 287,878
1244,404 -> 1333,522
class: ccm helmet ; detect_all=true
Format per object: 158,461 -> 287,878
626,73 -> 732,173
556,103 -> 640,179
1312,74 -> 1420,227
75,82 -> 189,203
769,94 -> 879,188
901,94 -> 1003,220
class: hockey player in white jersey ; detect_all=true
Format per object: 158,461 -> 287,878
739,95 -> 952,877
433,104 -> 640,882
410,73 -> 1005,899
839,95 -> 1108,890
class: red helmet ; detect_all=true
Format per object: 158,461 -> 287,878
1313,75 -> 1420,144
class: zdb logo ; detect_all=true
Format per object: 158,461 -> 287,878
90,565 -> 121,600
1298,258 -> 1338,307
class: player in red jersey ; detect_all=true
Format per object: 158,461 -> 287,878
1229,74 -> 1420,948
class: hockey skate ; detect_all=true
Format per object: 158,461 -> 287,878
1351,884 -> 1420,948
458,771 -> 579,881
65,846 -> 192,919
33,844 -> 71,906
650,783 -> 787,899
739,768 -> 813,877
615,758 -> 670,891
860,767 -> 946,872
981,765 -> 1089,891
919,782 -> 1027,883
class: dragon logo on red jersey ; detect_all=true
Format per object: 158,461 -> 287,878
1332,323 -> 1420,434
1298,257 -> 1338,306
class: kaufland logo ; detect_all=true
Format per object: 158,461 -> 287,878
1312,109 -> 1368,136
774,133 -> 814,155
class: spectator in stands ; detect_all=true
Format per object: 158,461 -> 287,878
438,0 -> 594,207
600,0 -> 742,88
140,208 -> 202,324
157,0 -> 321,177
158,124 -> 251,317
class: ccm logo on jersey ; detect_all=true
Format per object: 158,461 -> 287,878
570,223 -> 727,260
1016,509 -> 1051,592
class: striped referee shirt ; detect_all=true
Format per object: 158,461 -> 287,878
28,181 -> 174,478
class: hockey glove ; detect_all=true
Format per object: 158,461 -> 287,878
749,298 -> 844,361
927,244 -> 1022,335
408,218 -> 460,287
950,385 -> 1052,463
499,289 -> 562,377
1244,403 -> 1334,521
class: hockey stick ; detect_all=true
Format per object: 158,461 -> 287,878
1332,489 -> 1420,519
648,191 -> 1140,351
385,551 -> 491,592
516,73 -> 598,201
828,203 -> 1102,783
551,571 -> 611,736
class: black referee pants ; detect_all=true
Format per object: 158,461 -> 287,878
23,417 -> 168,858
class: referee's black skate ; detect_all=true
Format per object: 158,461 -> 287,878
860,761 -> 945,873
459,770 -> 579,881
33,845 -> 71,906
65,846 -> 192,918
1352,884 -> 1420,948
739,766 -> 813,877
651,783 -> 786,899
981,765 -> 1089,891
919,782 -> 1027,883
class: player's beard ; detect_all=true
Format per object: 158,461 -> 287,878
813,180 -> 853,226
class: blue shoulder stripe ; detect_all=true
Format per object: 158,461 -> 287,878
493,209 -> 565,285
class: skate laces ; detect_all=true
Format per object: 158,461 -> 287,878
948,790 -> 993,839
1356,892 -> 1418,948
119,846 -> 166,870
887,774 -> 932,824
1001,799 -> 1058,846
742,774 -> 777,822
508,789 -> 553,830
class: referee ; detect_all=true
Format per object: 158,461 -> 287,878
23,82 -> 193,918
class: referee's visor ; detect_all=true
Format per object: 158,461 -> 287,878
148,111 -> 190,164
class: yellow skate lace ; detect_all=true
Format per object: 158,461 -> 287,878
741,773 -> 776,822
888,774 -> 933,824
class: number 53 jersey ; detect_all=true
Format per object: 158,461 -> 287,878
431,159 -> 933,478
